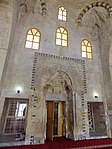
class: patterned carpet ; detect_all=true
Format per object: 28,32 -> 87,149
0,138 -> 112,149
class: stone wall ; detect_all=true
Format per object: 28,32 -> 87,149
0,0 -> 112,146
1,0 -> 105,101
0,0 -> 20,132
99,18 -> 112,136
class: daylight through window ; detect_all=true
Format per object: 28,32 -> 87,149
25,28 -> 41,50
58,6 -> 67,21
81,39 -> 92,59
56,27 -> 68,47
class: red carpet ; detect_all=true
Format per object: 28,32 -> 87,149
0,138 -> 112,149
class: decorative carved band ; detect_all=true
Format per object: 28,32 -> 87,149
34,52 -> 84,62
40,0 -> 47,16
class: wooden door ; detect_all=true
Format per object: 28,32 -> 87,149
58,101 -> 63,137
47,101 -> 54,141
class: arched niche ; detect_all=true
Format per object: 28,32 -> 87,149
44,70 -> 72,99
43,70 -> 74,140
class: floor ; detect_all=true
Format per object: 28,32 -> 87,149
0,137 -> 112,148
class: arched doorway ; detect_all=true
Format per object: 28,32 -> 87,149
44,70 -> 73,141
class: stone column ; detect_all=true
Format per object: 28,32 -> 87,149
66,91 -> 74,139
25,90 -> 46,144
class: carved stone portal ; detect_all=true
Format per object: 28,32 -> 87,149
44,70 -> 74,139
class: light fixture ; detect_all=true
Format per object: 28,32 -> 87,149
93,92 -> 99,98
16,86 -> 22,94
17,90 -> 20,94
94,95 -> 98,98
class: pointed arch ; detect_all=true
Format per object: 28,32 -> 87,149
25,28 -> 41,50
56,27 -> 68,47
44,70 -> 72,96
77,2 -> 112,24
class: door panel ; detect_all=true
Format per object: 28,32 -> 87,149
58,101 -> 63,137
47,101 -> 65,140
47,101 -> 54,141
53,101 -> 58,136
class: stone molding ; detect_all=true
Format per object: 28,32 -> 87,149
30,52 -> 87,93
29,52 -> 88,142
33,52 -> 84,62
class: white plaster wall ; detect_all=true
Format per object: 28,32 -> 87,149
0,1 -> 13,80
0,50 -> 7,80
0,0 -> 15,121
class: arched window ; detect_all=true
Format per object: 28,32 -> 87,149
56,27 -> 68,47
58,6 -> 67,21
25,28 -> 41,50
81,39 -> 92,59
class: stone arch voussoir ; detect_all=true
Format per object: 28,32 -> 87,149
77,2 -> 112,24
